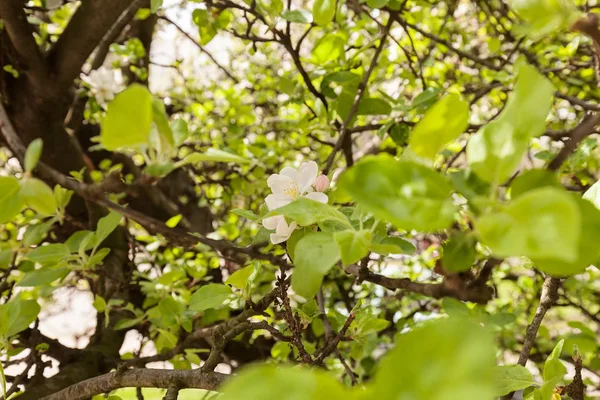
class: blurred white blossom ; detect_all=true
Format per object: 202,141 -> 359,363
81,67 -> 123,105
262,161 -> 328,244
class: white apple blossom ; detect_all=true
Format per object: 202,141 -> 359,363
81,67 -> 123,105
262,161 -> 328,244
262,216 -> 297,245
265,161 -> 328,210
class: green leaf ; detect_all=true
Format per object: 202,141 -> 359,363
339,155 -> 457,232
0,249 -> 13,270
544,339 -> 567,382
366,0 -> 389,9
333,229 -> 371,265
94,211 -> 122,248
408,94 -> 469,160
371,317 -> 495,400
65,230 -> 95,253
265,198 -> 352,229
0,297 -> 41,337
226,265 -> 254,290
178,148 -> 250,166
281,9 -> 312,23
171,118 -> 189,147
231,208 -> 260,221
87,248 -> 111,268
372,236 -> 416,255
22,220 -> 54,247
441,232 -> 477,273
93,295 -> 107,312
537,196 -> 600,275
27,244 -> 70,266
312,34 -> 345,63
151,98 -> 175,150
17,267 -> 69,287
0,176 -> 23,223
150,0 -> 163,13
101,84 -> 153,150
494,365 -> 535,396
511,0 -> 581,39
189,284 -> 232,311
466,61 -> 554,184
24,138 -> 43,172
220,364 -> 353,400
313,0 -> 336,25
477,187 -> 580,265
287,227 -> 311,262
356,98 -> 392,116
291,232 -> 341,299
511,169 -> 560,198
20,177 -> 57,216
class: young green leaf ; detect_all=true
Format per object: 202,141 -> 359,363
477,187 -> 580,266
20,177 -> 57,216
333,229 -> 371,265
226,265 -> 254,290
291,232 -> 341,299
466,61 -> 554,184
339,155 -> 456,232
17,267 -> 70,287
219,364 -> 353,400
231,208 -> 260,222
371,317 -> 495,400
0,297 -> 41,337
441,232 -> 477,273
371,237 -> 416,255
101,84 -> 153,150
265,198 -> 353,229
313,0 -> 336,25
511,0 -> 580,39
408,93 -> 470,160
543,339 -> 567,382
177,148 -> 250,166
94,211 -> 122,248
27,244 -> 71,266
24,138 -> 43,172
0,176 -> 23,223
189,284 -> 232,311
494,365 -> 535,396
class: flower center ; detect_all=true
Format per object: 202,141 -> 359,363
283,182 -> 299,199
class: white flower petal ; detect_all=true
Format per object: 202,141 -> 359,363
304,191 -> 329,204
279,167 -> 300,183
270,233 -> 289,244
267,174 -> 295,195
297,161 -> 318,194
265,194 -> 293,210
262,215 -> 283,230
275,219 -> 297,236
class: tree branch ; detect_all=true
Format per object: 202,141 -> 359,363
48,0 -> 141,92
0,0 -> 48,88
324,17 -> 393,174
39,368 -> 226,400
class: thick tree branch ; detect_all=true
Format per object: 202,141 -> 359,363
39,368 -> 226,400
0,0 -> 48,87
345,261 -> 495,304
48,0 -> 141,92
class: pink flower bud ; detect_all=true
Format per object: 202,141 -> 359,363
314,174 -> 330,192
